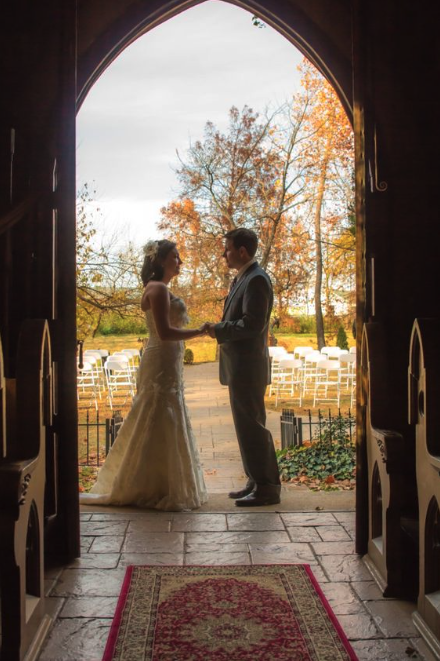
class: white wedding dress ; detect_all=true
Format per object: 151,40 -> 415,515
80,296 -> 208,511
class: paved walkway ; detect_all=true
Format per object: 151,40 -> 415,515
184,361 -> 354,510
36,363 -> 434,660
184,361 -> 281,493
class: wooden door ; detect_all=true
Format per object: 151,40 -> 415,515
0,0 -> 80,563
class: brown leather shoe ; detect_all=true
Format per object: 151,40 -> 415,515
228,484 -> 255,500
235,492 -> 281,507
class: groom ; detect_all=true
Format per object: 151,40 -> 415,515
207,228 -> 281,506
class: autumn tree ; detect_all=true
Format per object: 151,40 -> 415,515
76,184 -> 144,340
159,105 -> 312,323
159,63 -> 354,333
296,60 -> 355,348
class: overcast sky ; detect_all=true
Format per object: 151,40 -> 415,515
76,0 -> 304,244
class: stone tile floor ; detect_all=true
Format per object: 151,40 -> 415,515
38,364 -> 436,660
39,508 -> 435,661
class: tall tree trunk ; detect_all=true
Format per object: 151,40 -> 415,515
314,197 -> 325,349
313,156 -> 330,350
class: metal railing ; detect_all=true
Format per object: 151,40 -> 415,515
78,410 -> 124,466
280,408 -> 355,449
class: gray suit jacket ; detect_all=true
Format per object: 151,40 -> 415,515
214,262 -> 273,386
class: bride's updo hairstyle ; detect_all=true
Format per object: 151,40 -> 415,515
141,239 -> 177,285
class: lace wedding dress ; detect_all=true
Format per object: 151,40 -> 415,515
80,296 -> 208,511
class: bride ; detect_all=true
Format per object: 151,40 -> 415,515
80,239 -> 208,511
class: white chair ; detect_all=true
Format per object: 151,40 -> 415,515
84,349 -> 105,367
121,348 -> 141,370
313,360 -> 342,407
268,347 -> 288,395
302,352 -> 326,398
321,346 -> 342,359
114,351 -> 138,383
77,360 -> 99,410
82,352 -> 104,397
269,352 -> 294,396
104,357 -> 135,409
122,348 -> 141,359
349,346 -> 356,354
293,346 -> 314,360
339,353 -> 356,389
268,346 -> 287,358
96,348 -> 109,365
350,374 -> 357,409
269,354 -> 283,395
274,358 -> 303,406
111,351 -> 132,368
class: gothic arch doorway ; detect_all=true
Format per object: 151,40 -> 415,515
74,0 -> 362,513
77,0 -> 353,119
0,0 -> 365,567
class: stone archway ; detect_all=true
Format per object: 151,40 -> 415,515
76,1 -> 354,117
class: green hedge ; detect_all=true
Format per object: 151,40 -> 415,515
97,316 -> 147,335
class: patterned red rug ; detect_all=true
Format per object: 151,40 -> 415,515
103,565 -> 358,661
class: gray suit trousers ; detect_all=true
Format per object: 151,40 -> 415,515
228,381 -> 281,489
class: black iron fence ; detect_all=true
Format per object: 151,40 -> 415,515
78,410 -> 124,467
280,408 -> 355,450
79,408 -> 355,466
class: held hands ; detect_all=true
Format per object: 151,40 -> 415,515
206,323 -> 216,338
197,322 -> 210,336
198,322 -> 216,338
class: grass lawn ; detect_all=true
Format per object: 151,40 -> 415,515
82,332 -> 353,365
273,333 -> 319,352
265,394 -> 354,418
83,334 -> 218,363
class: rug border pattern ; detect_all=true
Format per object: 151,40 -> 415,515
102,564 -> 358,661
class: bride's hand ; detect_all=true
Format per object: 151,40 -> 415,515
201,322 -> 216,338
198,322 -> 209,335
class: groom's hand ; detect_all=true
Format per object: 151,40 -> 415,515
198,322 -> 209,335
206,323 -> 216,338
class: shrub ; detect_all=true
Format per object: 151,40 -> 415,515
184,348 -> 194,364
98,315 -> 146,335
276,413 -> 356,489
277,315 -> 316,334
336,325 -> 349,350
297,315 -> 316,334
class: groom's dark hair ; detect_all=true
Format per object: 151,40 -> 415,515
224,228 -> 258,258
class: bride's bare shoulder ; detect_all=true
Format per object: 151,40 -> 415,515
142,281 -> 168,311
146,281 -> 168,295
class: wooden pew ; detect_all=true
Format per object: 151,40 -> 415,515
0,320 -> 53,661
409,318 -> 440,657
361,322 -> 418,598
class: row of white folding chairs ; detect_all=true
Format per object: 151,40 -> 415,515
78,349 -> 140,409
81,351 -> 107,398
104,355 -> 136,409
77,360 -> 100,410
294,346 -> 356,359
101,351 -> 141,409
270,354 -> 356,407
273,357 -> 356,407
270,349 -> 356,382
269,345 -> 356,362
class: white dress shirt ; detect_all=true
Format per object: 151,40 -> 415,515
235,257 -> 257,283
